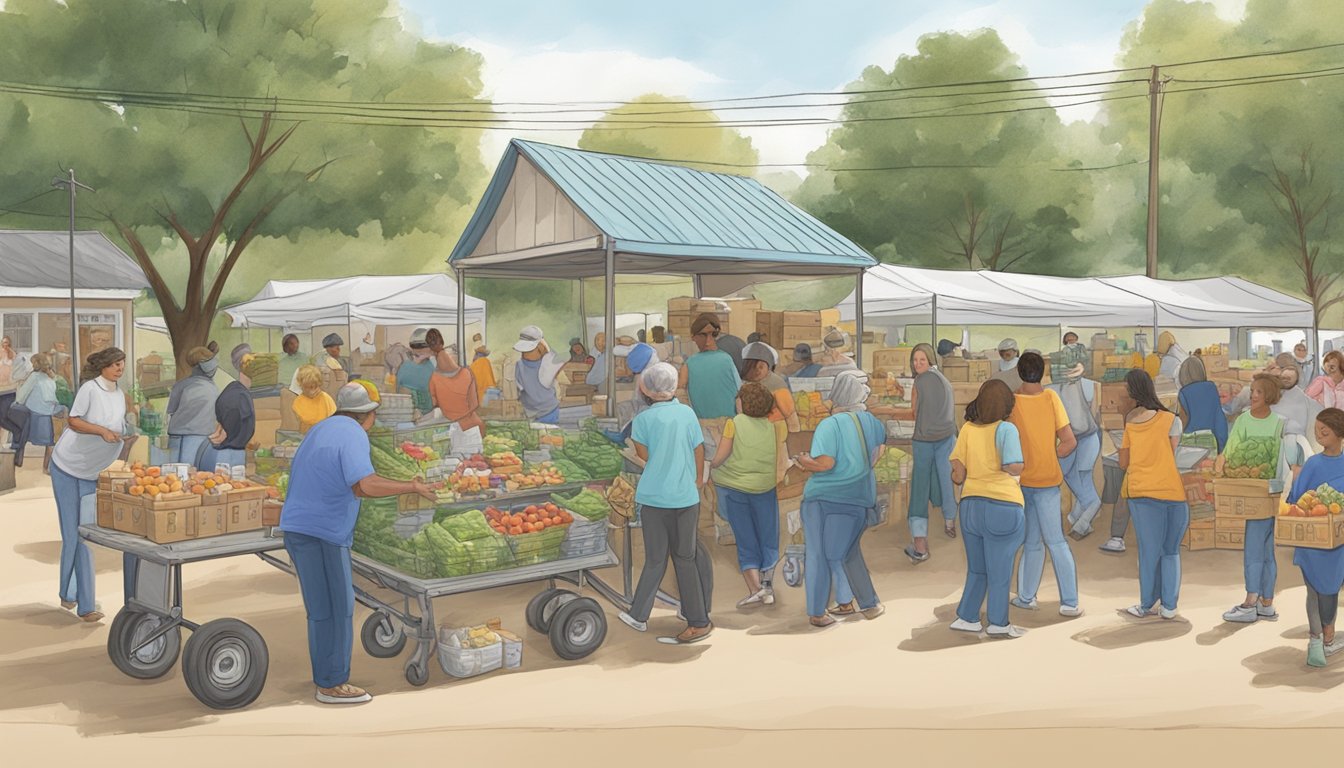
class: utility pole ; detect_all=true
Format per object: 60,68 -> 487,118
1145,65 -> 1167,279
52,169 -> 94,384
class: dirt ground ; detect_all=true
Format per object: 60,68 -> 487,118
5,459 -> 1344,765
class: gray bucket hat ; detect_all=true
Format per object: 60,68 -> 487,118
336,382 -> 380,413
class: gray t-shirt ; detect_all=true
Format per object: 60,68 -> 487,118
167,372 -> 220,436
913,369 -> 955,442
515,357 -> 560,418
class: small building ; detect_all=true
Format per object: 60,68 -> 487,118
0,230 -> 147,386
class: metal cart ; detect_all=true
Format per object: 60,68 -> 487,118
78,525 -> 294,711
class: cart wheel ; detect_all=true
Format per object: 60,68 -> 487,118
405,661 -> 429,687
361,612 -> 407,659
782,555 -> 803,588
108,607 -> 181,680
548,597 -> 607,661
526,588 -> 563,634
182,618 -> 269,710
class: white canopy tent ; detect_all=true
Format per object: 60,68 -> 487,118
222,274 -> 487,331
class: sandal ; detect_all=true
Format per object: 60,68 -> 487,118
827,602 -> 857,617
60,599 -> 76,611
810,615 -> 837,628
78,611 -> 104,623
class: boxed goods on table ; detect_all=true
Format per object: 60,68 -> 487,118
1215,517 -> 1247,550
485,502 -> 572,564
1184,513 -> 1215,551
871,347 -> 911,377
101,462 -> 276,542
1221,436 -> 1280,482
1276,485 -> 1344,549
940,357 -> 994,383
438,622 -> 504,678
1213,478 -> 1278,519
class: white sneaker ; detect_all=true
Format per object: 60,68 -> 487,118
1325,637 -> 1344,656
1011,596 -> 1039,610
315,684 -> 372,705
987,624 -> 1026,639
1222,604 -> 1258,623
1059,605 -> 1084,617
1100,537 -> 1126,553
1257,604 -> 1279,621
618,611 -> 648,632
760,587 -> 776,606
737,591 -> 765,609
1125,604 -> 1156,619
950,618 -> 983,633
1159,607 -> 1178,620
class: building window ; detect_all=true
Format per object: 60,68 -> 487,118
1,313 -> 34,353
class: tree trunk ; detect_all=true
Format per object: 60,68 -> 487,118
166,312 -> 214,379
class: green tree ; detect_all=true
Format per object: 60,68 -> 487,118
577,93 -> 758,173
0,0 -> 489,375
794,30 -> 1098,274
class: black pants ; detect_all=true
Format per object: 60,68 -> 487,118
629,504 -> 712,627
1307,583 -> 1340,636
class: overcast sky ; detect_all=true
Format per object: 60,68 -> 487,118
401,0 -> 1249,170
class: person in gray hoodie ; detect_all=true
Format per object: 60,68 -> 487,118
166,345 -> 220,466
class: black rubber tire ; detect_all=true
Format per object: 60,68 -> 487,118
405,661 -> 429,686
108,607 -> 181,680
181,618 -> 269,710
548,597 -> 607,661
360,612 -> 407,659
526,587 -> 564,633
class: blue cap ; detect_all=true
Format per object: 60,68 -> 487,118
626,343 -> 657,374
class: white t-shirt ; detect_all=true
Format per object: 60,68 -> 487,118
52,377 -> 126,480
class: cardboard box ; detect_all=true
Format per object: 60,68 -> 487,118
941,358 -> 993,383
1213,478 -> 1277,520
224,497 -> 263,533
871,348 -> 910,377
1183,472 -> 1213,506
781,327 -> 823,348
1100,412 -> 1125,431
145,505 -> 193,544
667,297 -> 721,314
719,297 -> 761,339
1235,367 -> 1260,382
262,500 -> 283,528
479,398 -> 525,421
1099,382 -> 1130,413
186,502 -> 227,538
1203,353 -> 1229,374
111,495 -> 147,536
1184,517 -> 1215,550
951,381 -> 984,406
96,493 -> 115,529
1215,517 -> 1247,550
1276,512 -> 1344,549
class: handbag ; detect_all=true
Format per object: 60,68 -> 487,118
846,412 -> 884,528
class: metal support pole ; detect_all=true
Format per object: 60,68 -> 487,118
578,278 -> 588,347
692,274 -> 704,299
853,271 -> 865,371
52,169 -> 93,384
604,238 -> 616,418
931,294 -> 938,348
455,267 -> 467,360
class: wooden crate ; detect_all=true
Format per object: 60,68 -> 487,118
262,500 -> 283,528
755,311 -> 782,348
871,348 -> 910,377
1276,513 -> 1344,549
1215,517 -> 1247,550
941,358 -> 994,383
1213,478 -> 1277,520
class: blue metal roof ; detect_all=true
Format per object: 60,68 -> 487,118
449,140 -> 875,274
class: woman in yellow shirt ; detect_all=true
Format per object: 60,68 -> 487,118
949,379 -> 1027,639
293,365 -> 337,433
1120,369 -> 1189,620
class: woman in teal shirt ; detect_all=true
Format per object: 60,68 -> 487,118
678,313 -> 740,420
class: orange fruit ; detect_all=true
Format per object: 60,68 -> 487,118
147,467 -> 161,478
204,479 -> 215,489
133,468 -> 145,478
147,486 -> 161,498
129,486 -> 144,496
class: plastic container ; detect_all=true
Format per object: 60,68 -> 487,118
499,630 -> 523,669
437,626 -> 504,678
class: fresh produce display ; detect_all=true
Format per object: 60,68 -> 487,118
482,434 -> 521,457
440,509 -> 496,541
487,421 -> 540,451
125,462 -> 277,500
266,472 -> 290,501
353,499 -> 515,579
553,428 -> 624,480
549,488 -> 612,521
370,442 -> 421,481
548,458 -> 592,483
1179,431 -> 1219,455
1282,485 -> 1344,517
484,502 -> 574,534
502,462 -> 567,492
452,625 -> 502,649
874,447 -> 911,485
400,441 -> 441,463
793,390 -> 828,430
488,451 -> 523,471
241,352 -> 279,388
1223,436 -> 1280,480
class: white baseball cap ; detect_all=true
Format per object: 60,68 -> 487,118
513,325 -> 545,353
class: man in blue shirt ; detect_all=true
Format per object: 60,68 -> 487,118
280,382 -> 435,705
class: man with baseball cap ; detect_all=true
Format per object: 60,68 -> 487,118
281,381 -> 435,706
513,325 -> 566,424
166,345 -> 220,465
396,328 -> 436,415
679,313 -> 741,420
816,329 -> 858,378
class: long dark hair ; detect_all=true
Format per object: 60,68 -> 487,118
81,347 -> 126,385
1124,368 -> 1168,413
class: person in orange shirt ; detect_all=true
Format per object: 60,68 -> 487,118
427,336 -> 484,437
1008,353 -> 1082,617
1120,369 -> 1190,620
469,334 -> 496,402
739,342 -> 800,433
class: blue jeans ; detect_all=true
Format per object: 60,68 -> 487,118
286,531 -> 356,689
1017,486 -> 1079,608
908,436 -> 957,538
1129,498 -> 1189,611
718,486 -> 780,573
801,499 -> 879,617
1061,432 -> 1102,530
168,434 -> 210,466
957,497 -> 1026,628
1243,517 -> 1277,599
51,461 -> 139,614
198,446 -> 246,473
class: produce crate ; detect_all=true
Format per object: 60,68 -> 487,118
96,492 -> 115,529
252,455 -> 290,478
506,525 -> 568,565
186,501 -> 227,538
1276,512 -> 1344,550
1215,517 -> 1247,550
1184,517 -> 1215,551
222,489 -> 264,533
1213,478 -> 1277,520
144,504 -> 194,544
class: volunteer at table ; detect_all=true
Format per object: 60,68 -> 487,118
50,347 -> 137,624
17,352 -> 60,474
1290,408 -> 1344,667
469,333 -> 497,401
949,378 -> 1026,639
198,344 -> 256,472
315,333 -> 351,376
679,313 -> 741,420
293,364 -> 337,433
740,341 -> 800,432
1121,369 -> 1189,621
279,334 -> 306,391
888,343 -> 957,562
280,381 -> 436,705
997,339 -> 1020,372
166,346 -> 220,465
429,339 -> 484,436
396,328 -> 436,415
1306,350 -> 1344,408
513,325 -> 565,424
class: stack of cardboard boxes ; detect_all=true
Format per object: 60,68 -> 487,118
96,466 -> 271,544
754,309 -> 841,351
560,362 -> 596,408
1210,478 -> 1278,551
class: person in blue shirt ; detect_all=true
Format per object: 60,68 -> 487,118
1176,356 -> 1228,453
1290,408 -> 1344,667
793,370 -> 887,627
279,382 -> 435,705
396,328 -> 436,415
619,362 -> 714,645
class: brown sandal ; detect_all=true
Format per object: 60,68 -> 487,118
827,602 -> 858,617
78,611 -> 104,623
810,615 -> 837,628
60,600 -> 76,610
